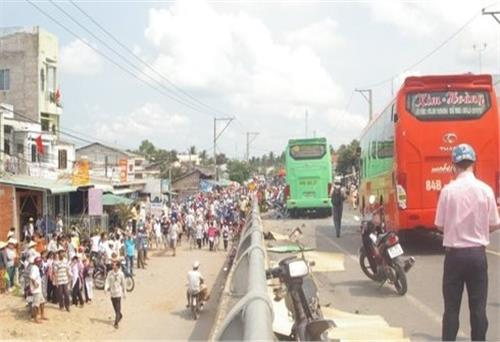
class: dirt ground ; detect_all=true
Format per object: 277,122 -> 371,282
0,243 -> 228,340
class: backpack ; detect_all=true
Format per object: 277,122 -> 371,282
332,187 -> 343,206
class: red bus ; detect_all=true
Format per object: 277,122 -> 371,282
359,74 -> 500,232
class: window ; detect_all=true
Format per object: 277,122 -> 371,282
31,144 -> 37,162
41,114 -> 50,132
289,144 -> 326,160
58,150 -> 67,169
406,90 -> 490,120
0,69 -> 10,91
40,68 -> 45,92
47,66 -> 56,92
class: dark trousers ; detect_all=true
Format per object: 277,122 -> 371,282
223,239 -> 228,251
47,278 -> 56,303
111,297 -> 122,324
126,255 -> 134,275
442,247 -> 488,341
57,284 -> 70,310
72,278 -> 84,306
7,266 -> 15,288
137,250 -> 145,269
197,239 -> 202,249
332,205 -> 343,236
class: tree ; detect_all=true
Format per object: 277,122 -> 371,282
335,139 -> 360,175
216,153 -> 228,165
189,145 -> 196,155
227,160 -> 252,184
138,140 -> 156,160
199,150 -> 208,165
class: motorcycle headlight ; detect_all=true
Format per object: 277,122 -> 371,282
287,260 -> 309,278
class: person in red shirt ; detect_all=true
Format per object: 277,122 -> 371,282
207,223 -> 217,251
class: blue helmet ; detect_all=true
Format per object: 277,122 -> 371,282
452,143 -> 476,164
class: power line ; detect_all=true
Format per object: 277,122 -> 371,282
26,0 -> 216,118
359,9 -> 483,89
68,0 -> 233,119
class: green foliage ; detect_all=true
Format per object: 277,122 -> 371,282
227,160 -> 253,184
335,139 -> 360,175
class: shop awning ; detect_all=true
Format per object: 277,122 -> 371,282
102,194 -> 134,206
112,188 -> 137,195
0,175 -> 80,194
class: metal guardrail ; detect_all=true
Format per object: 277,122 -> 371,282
214,199 -> 274,341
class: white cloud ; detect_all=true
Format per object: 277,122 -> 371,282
94,103 -> 189,145
143,0 -> 345,119
286,18 -> 343,50
60,39 -> 103,75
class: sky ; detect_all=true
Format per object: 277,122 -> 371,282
1,0 -> 499,159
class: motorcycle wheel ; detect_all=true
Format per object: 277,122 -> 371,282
391,262 -> 408,295
191,296 -> 200,320
94,271 -> 106,290
125,276 -> 135,292
359,247 -> 378,281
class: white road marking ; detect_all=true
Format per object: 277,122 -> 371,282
321,231 -> 468,339
487,249 -> 500,257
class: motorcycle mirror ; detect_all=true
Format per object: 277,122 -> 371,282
368,195 -> 376,205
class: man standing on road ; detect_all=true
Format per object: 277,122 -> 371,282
105,258 -> 126,329
435,144 -> 500,341
331,180 -> 346,238
30,256 -> 48,323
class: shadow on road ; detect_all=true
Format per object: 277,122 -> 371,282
332,279 -> 404,298
399,231 -> 445,256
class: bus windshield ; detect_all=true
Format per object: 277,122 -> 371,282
289,144 -> 326,160
406,90 -> 490,121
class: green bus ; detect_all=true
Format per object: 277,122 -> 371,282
284,137 -> 333,217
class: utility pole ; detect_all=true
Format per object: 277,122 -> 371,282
355,88 -> 373,122
473,43 -> 487,73
246,131 -> 259,162
305,110 -> 309,138
213,117 -> 234,181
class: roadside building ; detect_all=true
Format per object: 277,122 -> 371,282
75,142 -> 146,200
171,167 -> 214,199
0,27 -> 80,239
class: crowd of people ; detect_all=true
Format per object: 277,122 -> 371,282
0,184 -> 252,328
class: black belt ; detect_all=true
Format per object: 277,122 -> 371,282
445,246 -> 485,253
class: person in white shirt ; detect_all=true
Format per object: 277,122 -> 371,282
30,256 -> 47,323
105,258 -> 126,329
169,221 -> 179,257
186,261 -> 205,308
153,219 -> 162,249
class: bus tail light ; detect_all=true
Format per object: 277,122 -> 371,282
284,185 -> 290,200
396,172 -> 407,209
327,182 -> 332,196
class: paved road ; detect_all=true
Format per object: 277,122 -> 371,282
0,245 -> 227,340
263,208 -> 500,341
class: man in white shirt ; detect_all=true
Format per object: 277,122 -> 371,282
30,256 -> 47,323
186,261 -> 205,308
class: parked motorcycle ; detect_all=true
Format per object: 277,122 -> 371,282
266,228 -> 335,340
93,257 -> 135,292
356,195 -> 415,295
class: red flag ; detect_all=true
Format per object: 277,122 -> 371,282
35,135 -> 44,155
